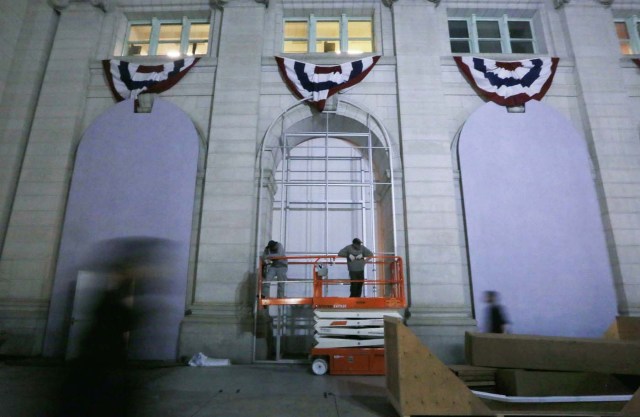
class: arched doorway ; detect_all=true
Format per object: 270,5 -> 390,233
254,100 -> 398,361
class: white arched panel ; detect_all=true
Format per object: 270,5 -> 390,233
459,100 -> 617,337
44,99 -> 198,359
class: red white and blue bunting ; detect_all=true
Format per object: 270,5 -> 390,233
102,58 -> 199,101
454,56 -> 560,107
275,55 -> 381,111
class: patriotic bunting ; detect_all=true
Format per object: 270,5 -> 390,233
102,58 -> 199,101
454,56 -> 560,107
275,55 -> 381,111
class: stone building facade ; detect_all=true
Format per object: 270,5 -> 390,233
0,0 -> 638,364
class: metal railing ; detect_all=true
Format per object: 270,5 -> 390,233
257,255 -> 406,309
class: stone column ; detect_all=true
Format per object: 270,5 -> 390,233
391,0 -> 474,363
0,2 -> 104,356
560,0 -> 640,316
179,0 -> 266,364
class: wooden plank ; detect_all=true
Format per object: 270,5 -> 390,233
605,317 -> 640,341
384,317 -> 493,416
621,388 -> 640,416
495,370 -> 637,396
465,332 -> 640,375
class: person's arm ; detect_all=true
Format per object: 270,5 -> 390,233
337,246 -> 349,258
262,247 -> 272,264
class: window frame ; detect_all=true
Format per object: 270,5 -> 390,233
123,16 -> 211,57
282,14 -> 374,54
449,14 -> 538,55
615,16 -> 640,55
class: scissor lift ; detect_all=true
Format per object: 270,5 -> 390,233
257,255 -> 406,375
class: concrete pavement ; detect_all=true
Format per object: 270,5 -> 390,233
0,359 -> 397,417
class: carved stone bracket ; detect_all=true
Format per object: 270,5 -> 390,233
210,0 -> 228,10
382,0 -> 439,6
554,0 -> 570,8
49,0 -> 113,12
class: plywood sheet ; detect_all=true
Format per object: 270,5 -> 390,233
384,318 -> 493,416
466,332 -> 640,375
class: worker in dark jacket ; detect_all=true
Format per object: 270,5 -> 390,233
262,240 -> 288,298
338,238 -> 373,297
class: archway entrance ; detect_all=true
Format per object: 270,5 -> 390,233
254,100 -> 397,362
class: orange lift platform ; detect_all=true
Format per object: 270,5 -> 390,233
257,255 -> 407,376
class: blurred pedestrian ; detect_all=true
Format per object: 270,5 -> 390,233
483,290 -> 510,333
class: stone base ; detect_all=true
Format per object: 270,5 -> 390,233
178,303 -> 255,364
0,300 -> 48,356
405,308 -> 477,365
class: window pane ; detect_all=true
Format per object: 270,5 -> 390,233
284,21 -> 308,38
316,40 -> 340,53
159,24 -> 182,42
478,40 -> 502,53
477,20 -> 501,38
188,41 -> 208,55
615,22 -> 630,40
448,20 -> 469,38
348,21 -> 372,38
450,40 -> 471,53
189,23 -> 210,40
347,40 -> 372,53
508,21 -> 532,39
510,40 -> 534,54
620,42 -> 633,55
157,42 -> 182,57
128,25 -> 151,42
127,43 -> 149,56
316,21 -> 340,38
284,40 -> 308,53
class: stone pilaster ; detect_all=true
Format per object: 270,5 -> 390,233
179,0 -> 266,363
0,0 -> 59,356
560,1 -> 640,316
0,2 -> 104,356
392,0 -> 474,364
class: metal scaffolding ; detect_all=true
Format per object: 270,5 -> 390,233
254,100 -> 398,363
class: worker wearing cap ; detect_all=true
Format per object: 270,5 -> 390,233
338,238 -> 373,297
262,240 -> 288,298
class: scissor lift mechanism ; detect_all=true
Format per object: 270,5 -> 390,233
257,255 -> 406,375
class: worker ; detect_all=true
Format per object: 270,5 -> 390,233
262,240 -> 288,298
338,238 -> 373,297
